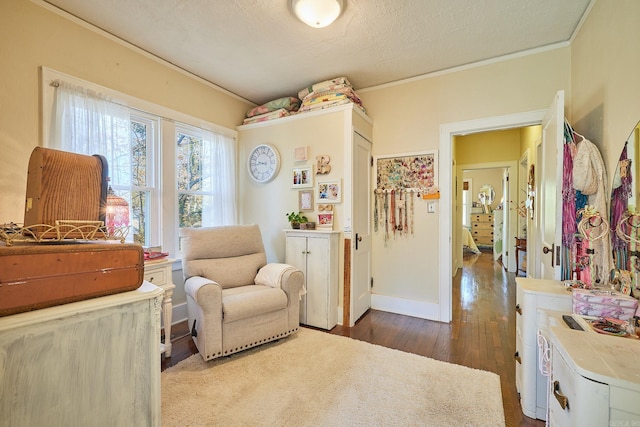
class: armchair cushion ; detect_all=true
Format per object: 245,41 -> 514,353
222,285 -> 287,322
181,225 -> 267,289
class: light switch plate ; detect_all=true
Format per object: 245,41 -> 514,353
427,202 -> 436,213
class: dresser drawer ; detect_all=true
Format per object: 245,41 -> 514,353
472,222 -> 494,231
144,265 -> 168,286
472,229 -> 494,238
471,214 -> 493,223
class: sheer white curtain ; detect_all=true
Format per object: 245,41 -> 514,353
50,81 -> 131,187
201,129 -> 237,225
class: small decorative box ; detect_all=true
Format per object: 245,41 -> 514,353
572,288 -> 639,321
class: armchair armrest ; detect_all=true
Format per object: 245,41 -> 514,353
184,276 -> 222,310
256,263 -> 305,299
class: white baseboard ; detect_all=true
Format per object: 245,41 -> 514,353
371,294 -> 441,321
160,301 -> 188,328
171,302 -> 188,326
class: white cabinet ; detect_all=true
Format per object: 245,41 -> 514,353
285,230 -> 339,330
144,258 -> 176,356
0,282 -> 164,426
515,278 -> 572,420
548,326 -> 640,426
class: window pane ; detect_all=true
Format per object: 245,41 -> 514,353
130,190 -> 150,246
131,121 -> 148,187
178,193 -> 203,228
176,132 -> 203,191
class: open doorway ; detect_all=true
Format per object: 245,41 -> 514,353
438,110 -> 545,322
460,166 -> 510,267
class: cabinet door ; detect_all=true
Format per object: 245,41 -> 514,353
285,235 -> 308,324
306,236 -> 330,329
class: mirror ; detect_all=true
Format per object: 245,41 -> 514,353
610,121 -> 640,292
478,184 -> 495,213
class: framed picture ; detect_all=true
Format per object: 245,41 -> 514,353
298,190 -> 314,211
317,179 -> 342,203
317,212 -> 333,230
294,146 -> 308,162
291,166 -> 313,188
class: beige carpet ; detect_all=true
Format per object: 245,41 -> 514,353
161,328 -> 505,426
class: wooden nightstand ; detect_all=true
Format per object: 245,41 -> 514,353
144,258 -> 176,357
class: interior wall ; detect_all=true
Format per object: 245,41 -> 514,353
462,169 -> 505,212
359,49 -> 570,317
0,0 -> 251,225
570,0 -> 640,185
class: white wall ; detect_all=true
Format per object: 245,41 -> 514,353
359,48 -> 571,318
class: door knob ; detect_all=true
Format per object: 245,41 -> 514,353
543,244 -> 556,266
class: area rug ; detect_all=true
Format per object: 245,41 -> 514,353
161,328 -> 505,426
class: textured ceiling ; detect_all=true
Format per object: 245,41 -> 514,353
43,0 -> 593,105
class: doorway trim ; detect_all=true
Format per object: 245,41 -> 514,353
438,109 -> 546,322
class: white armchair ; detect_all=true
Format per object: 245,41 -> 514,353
181,225 -> 304,361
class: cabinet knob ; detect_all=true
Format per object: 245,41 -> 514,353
148,277 -> 155,282
513,351 -> 521,364
515,304 -> 522,315
553,380 -> 569,410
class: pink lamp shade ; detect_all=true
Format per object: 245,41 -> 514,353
105,185 -> 130,234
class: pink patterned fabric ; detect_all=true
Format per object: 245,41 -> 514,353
572,288 -> 638,321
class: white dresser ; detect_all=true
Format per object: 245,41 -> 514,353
548,325 -> 640,426
515,278 -> 573,420
285,230 -> 339,330
143,258 -> 176,356
0,282 -> 164,427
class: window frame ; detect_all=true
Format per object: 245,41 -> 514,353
41,67 -> 237,258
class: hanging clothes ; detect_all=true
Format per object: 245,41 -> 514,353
571,133 -> 612,285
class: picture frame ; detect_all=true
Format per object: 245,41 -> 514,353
298,190 -> 314,211
291,166 -> 313,188
317,179 -> 342,203
317,212 -> 334,230
294,146 -> 308,162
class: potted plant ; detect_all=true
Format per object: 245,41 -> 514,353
286,211 -> 308,229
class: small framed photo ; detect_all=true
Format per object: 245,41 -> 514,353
298,190 -> 314,211
294,146 -> 308,162
317,212 -> 334,230
292,166 -> 313,188
317,180 -> 341,203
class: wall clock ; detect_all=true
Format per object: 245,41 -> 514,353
248,144 -> 280,183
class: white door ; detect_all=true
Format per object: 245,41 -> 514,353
534,90 -> 565,280
351,131 -> 372,325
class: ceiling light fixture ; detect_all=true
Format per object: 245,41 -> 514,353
292,0 -> 344,28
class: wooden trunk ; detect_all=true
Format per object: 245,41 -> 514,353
0,242 -> 144,316
23,147 -> 108,238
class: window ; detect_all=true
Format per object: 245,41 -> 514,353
177,126 -> 209,229
462,179 -> 472,228
128,114 -> 159,246
43,68 -> 237,256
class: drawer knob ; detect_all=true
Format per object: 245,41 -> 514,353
514,351 -> 521,364
515,304 -> 522,315
148,276 -> 155,282
553,380 -> 569,410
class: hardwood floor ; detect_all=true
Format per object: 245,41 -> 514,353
162,249 -> 544,426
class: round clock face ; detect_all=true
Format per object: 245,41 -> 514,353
248,144 -> 280,183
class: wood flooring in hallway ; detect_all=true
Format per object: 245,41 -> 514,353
162,249 -> 543,426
